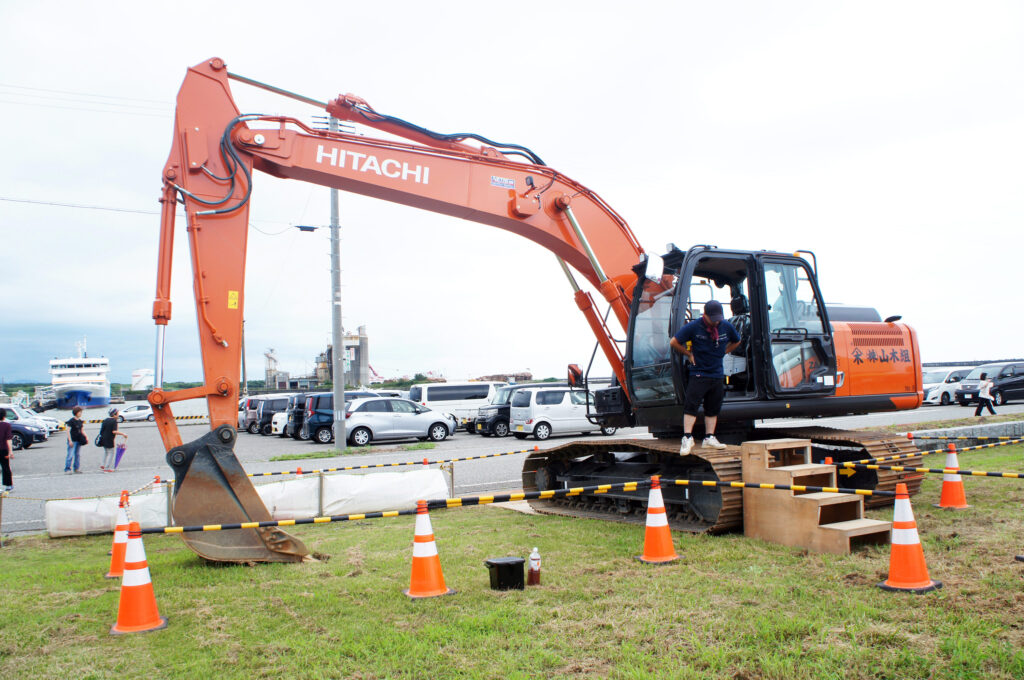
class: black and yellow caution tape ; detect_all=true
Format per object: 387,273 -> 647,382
429,480 -> 646,509
840,461 -> 1023,479
246,447 -> 537,478
854,437 -> 1024,464
907,434 -> 1019,441
138,479 -> 652,535
58,414 -> 210,429
140,508 -> 418,535
660,477 -> 894,497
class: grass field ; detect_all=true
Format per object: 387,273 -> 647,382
0,444 -> 1022,679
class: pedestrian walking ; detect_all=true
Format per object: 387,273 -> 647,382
0,407 -> 14,491
64,406 -> 87,474
669,299 -> 741,454
974,373 -> 997,416
98,408 -> 127,472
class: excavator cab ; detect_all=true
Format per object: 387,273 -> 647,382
620,246 -> 838,437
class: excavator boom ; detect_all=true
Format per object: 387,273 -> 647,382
151,58 -> 646,562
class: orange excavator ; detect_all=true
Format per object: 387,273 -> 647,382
150,58 -> 923,563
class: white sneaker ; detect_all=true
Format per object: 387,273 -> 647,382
679,436 -> 694,455
702,435 -> 727,450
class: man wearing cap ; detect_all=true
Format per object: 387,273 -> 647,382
670,300 -> 741,454
98,408 -> 127,472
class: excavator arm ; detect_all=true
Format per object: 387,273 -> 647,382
151,58 -> 649,562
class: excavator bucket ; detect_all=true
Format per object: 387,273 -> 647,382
165,425 -> 309,563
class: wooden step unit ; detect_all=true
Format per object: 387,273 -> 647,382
741,438 -> 890,554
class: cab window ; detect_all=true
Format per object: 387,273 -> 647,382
763,262 -> 823,334
511,391 -> 532,407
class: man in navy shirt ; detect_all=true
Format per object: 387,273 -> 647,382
669,300 -> 741,454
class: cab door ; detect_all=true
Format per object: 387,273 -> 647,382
757,258 -> 838,396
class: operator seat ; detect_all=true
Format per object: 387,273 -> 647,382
728,294 -> 751,356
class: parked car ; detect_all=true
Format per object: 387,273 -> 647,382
408,381 -> 506,432
271,410 -> 290,436
238,397 -> 250,429
2,405 -> 59,435
243,396 -> 266,433
256,395 -> 294,436
473,383 -> 568,437
956,361 -> 1024,406
922,367 -> 973,406
509,386 -> 617,440
345,397 -> 456,447
300,390 -> 380,444
118,404 -> 155,422
6,420 -> 47,450
285,394 -> 310,440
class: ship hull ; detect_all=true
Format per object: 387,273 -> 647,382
54,384 -> 111,409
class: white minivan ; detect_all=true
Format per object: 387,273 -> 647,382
509,386 -> 617,440
408,381 -> 507,431
922,367 -> 973,406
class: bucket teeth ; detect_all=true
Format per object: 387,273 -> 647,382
167,425 -> 309,563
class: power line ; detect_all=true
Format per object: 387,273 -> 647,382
0,82 -> 169,105
0,195 -> 158,215
0,98 -> 171,119
0,195 -> 304,228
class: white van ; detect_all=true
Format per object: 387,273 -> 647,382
509,386 -> 617,440
922,367 -> 973,406
408,381 -> 507,431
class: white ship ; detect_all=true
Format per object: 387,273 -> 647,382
50,338 -> 111,409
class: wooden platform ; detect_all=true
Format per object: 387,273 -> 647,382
741,438 -> 891,554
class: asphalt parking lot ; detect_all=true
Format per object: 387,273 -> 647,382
4,402 -> 1022,535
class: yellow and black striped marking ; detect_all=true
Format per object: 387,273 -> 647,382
840,461 -> 1023,479
141,508 -> 415,535
909,434 -> 1017,441
138,479 -> 650,534
433,480 -> 644,509
246,448 -> 536,478
660,478 -> 894,498
855,437 -> 1024,464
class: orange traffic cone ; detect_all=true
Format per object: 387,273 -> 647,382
934,444 -> 969,509
110,522 -> 168,634
404,501 -> 454,599
105,491 -> 130,579
636,476 -> 679,564
878,483 -> 942,593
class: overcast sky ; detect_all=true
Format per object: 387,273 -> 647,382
2,1 -> 1021,385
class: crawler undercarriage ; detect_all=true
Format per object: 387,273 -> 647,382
521,428 -> 923,532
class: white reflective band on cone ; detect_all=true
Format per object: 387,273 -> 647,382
114,530 -> 127,542
646,511 -> 669,528
893,498 -> 914,523
413,541 -> 438,558
649,488 -> 665,509
415,513 -> 432,536
944,453 -> 962,481
122,567 -> 152,587
892,528 -> 921,545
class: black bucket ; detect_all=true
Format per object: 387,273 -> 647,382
484,557 -> 525,590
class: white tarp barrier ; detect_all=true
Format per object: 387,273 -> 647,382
46,468 -> 449,537
46,488 -> 170,538
256,468 -> 449,519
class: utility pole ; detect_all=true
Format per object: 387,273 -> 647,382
329,116 -> 346,451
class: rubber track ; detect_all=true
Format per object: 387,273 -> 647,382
765,427 -> 924,508
522,439 -> 743,533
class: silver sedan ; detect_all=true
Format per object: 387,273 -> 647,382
345,397 -> 456,447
